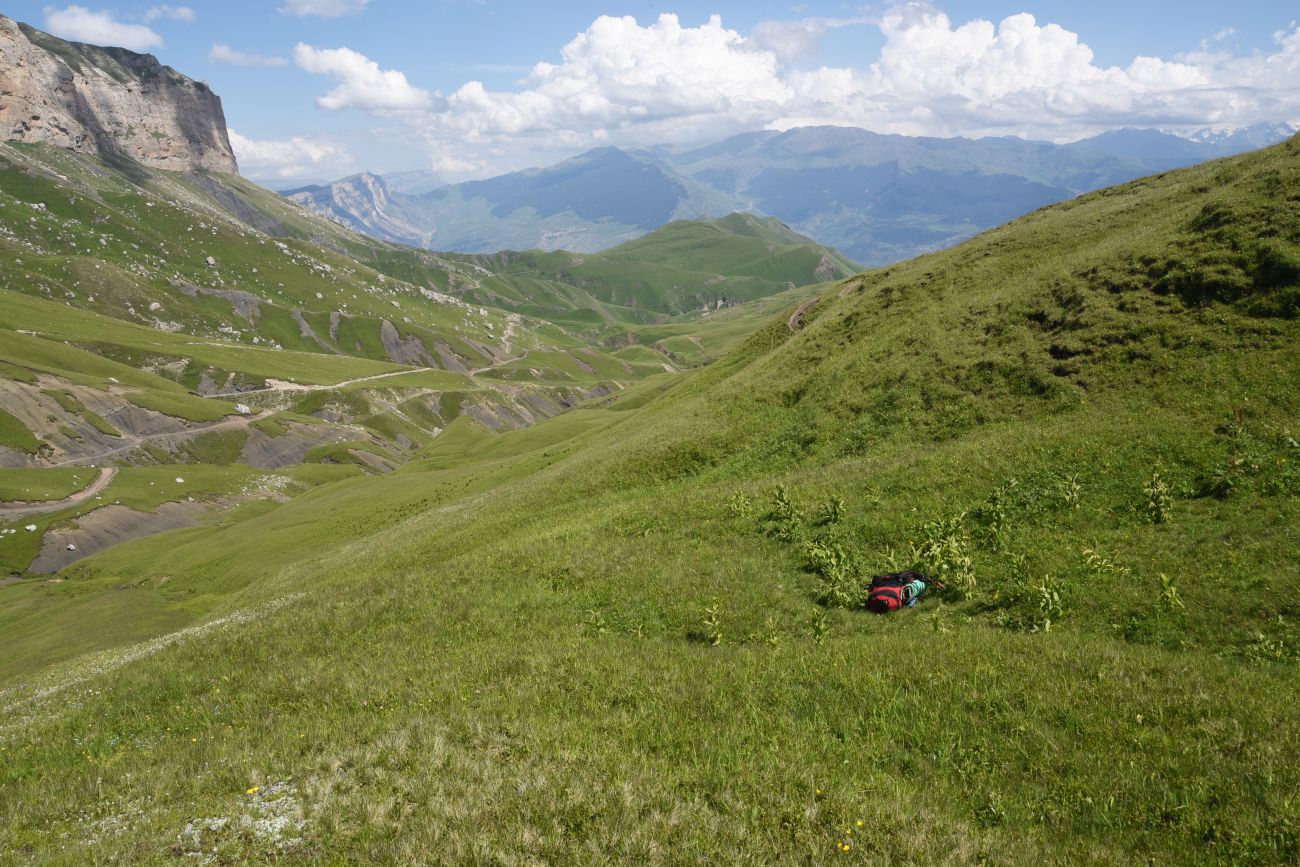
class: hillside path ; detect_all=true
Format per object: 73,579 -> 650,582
47,411 -> 270,468
207,367 -> 439,398
0,468 -> 118,519
787,295 -> 821,332
210,316 -> 529,397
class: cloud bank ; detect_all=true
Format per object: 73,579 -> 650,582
229,130 -> 352,179
287,3 -> 1300,177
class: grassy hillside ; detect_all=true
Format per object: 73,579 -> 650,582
0,145 -> 839,467
0,140 -> 680,588
0,142 -> 690,457
470,213 -> 858,322
0,141 -> 634,382
0,141 -> 855,589
1,137 -> 1298,863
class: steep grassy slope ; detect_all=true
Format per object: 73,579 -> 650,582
0,142 -> 679,468
0,142 -> 612,378
0,140 -> 678,588
0,144 -> 844,458
1,139 -> 1298,863
0,141 -> 856,584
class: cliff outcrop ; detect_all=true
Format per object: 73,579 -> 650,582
0,15 -> 238,173
286,173 -> 439,247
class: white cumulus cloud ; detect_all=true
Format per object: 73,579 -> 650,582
43,5 -> 163,52
786,3 -> 1296,138
143,5 -> 195,23
260,4 -> 1300,179
280,0 -> 368,18
211,44 -> 288,68
430,14 -> 791,145
294,44 -> 434,113
229,130 -> 353,179
418,4 -> 1300,166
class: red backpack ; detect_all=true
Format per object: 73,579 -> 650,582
866,570 -> 937,613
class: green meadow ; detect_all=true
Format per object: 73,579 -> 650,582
0,135 -> 1297,864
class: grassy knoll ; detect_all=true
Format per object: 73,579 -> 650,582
123,390 -> 238,424
0,139 -> 1297,864
0,468 -> 88,501
478,214 -> 858,318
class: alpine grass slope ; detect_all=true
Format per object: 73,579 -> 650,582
1,135 -> 1298,863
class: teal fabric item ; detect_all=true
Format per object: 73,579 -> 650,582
903,579 -> 927,607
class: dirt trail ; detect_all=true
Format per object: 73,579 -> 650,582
500,313 -> 522,356
213,314 -> 529,395
208,367 -> 439,398
0,468 -> 119,519
787,295 -> 821,332
47,412 -> 269,468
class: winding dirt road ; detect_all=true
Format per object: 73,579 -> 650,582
46,411 -> 271,468
210,315 -> 528,396
0,467 -> 119,519
206,367 -> 440,398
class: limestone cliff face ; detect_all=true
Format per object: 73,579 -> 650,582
0,15 -> 238,173
286,173 -> 438,247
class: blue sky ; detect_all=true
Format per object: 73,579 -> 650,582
7,2 -> 1299,180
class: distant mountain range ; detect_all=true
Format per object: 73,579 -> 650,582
278,123 -> 1296,266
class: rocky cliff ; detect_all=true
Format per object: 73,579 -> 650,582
0,15 -> 237,173
286,172 -> 438,247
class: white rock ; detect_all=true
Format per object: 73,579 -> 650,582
174,477 -> 185,484
25,524 -> 37,532
206,256 -> 217,267
66,544 -> 76,552
149,301 -> 162,312
235,403 -> 251,415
